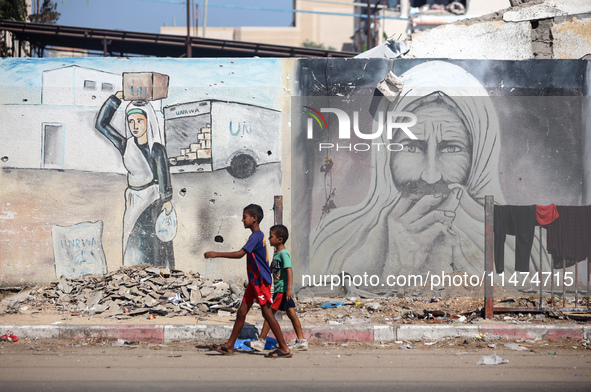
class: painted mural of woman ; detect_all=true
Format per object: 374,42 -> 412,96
95,91 -> 175,269
310,61 -> 550,284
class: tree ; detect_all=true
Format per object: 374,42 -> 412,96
28,0 -> 60,24
0,0 -> 27,21
302,39 -> 336,51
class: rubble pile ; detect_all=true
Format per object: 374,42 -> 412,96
295,296 -> 486,325
0,264 -> 245,319
1,265 -> 584,325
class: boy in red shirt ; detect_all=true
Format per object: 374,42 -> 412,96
248,224 -> 307,351
204,204 -> 291,358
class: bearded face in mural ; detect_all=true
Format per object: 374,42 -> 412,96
390,95 -> 472,201
309,61 -> 550,285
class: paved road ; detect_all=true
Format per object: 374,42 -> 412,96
1,340 -> 590,391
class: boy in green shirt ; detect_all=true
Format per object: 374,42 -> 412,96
247,224 -> 308,351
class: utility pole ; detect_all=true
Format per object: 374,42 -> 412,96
366,0 -> 371,50
203,0 -> 208,38
195,4 -> 199,37
400,0 -> 410,19
186,0 -> 192,57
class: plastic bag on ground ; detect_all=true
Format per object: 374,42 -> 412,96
477,353 -> 509,365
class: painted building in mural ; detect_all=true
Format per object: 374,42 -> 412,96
1,65 -> 123,173
1,57 -> 590,294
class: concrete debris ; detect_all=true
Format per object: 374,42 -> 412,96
354,38 -> 410,59
0,271 -> 581,327
365,302 -> 381,312
376,71 -> 404,102
0,264 -> 244,319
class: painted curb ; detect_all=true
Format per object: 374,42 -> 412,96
478,325 -> 585,340
0,325 -> 60,340
396,325 -> 480,341
59,324 -> 165,343
1,324 -> 588,344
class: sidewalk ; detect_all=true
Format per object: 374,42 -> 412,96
2,264 -> 590,345
2,322 -> 589,344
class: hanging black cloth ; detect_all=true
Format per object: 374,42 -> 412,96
493,205 -> 537,273
546,205 -> 591,268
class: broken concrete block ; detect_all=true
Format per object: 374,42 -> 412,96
190,289 -> 202,305
58,278 -> 73,294
200,287 -> 214,297
376,71 -> 404,102
214,282 -> 230,291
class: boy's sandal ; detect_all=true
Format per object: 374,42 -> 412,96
265,349 -> 292,358
208,343 -> 234,355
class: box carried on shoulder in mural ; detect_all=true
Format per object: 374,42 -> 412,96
122,72 -> 169,101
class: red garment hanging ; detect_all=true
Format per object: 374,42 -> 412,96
536,204 -> 559,226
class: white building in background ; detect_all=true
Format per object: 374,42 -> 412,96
160,0 -> 356,52
160,0 -> 511,53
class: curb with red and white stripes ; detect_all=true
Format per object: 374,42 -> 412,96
1,323 -> 589,344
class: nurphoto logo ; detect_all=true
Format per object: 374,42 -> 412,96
304,106 -> 419,152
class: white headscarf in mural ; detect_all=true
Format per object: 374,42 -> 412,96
310,61 -> 532,281
124,100 -> 165,151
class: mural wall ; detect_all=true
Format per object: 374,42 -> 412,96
1,57 -> 590,293
292,58 -> 591,294
0,57 -> 291,285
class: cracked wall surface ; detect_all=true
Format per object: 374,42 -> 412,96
408,0 -> 591,60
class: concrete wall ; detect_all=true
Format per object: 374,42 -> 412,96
407,0 -> 591,60
0,57 -> 293,286
293,58 -> 590,293
1,57 -> 590,292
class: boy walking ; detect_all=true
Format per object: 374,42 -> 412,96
204,204 -> 292,358
247,224 -> 308,352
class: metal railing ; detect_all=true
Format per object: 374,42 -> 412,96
484,195 -> 590,319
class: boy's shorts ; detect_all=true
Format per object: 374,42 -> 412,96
271,292 -> 296,311
242,283 -> 272,305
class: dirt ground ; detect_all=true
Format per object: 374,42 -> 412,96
1,335 -> 589,353
1,289 -> 589,327
3,264 -> 589,327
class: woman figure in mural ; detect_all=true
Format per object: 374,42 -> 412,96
95,91 -> 175,269
310,61 -> 550,284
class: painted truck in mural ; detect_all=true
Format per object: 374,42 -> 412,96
163,100 -> 281,178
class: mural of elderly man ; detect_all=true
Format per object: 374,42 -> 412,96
309,61 -> 550,284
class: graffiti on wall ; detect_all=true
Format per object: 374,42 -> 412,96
293,59 -> 589,291
52,221 -> 107,279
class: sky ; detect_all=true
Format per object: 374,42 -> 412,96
53,0 -> 295,34
0,57 -> 283,108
